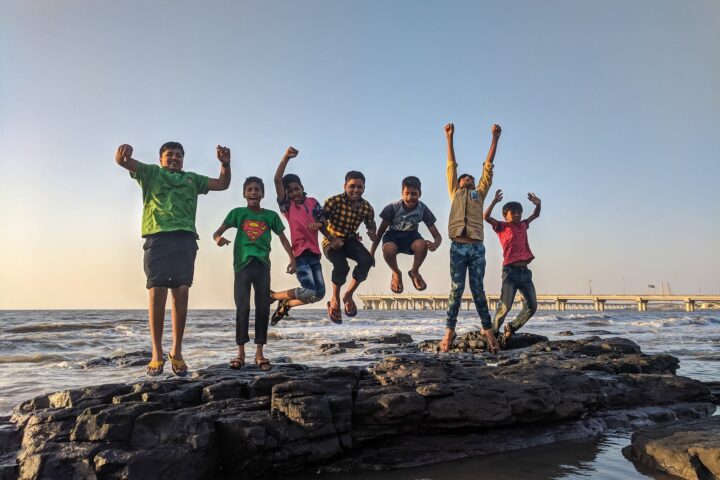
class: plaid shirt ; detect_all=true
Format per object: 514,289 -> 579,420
322,193 -> 376,244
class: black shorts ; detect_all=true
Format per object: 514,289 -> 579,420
143,231 -> 198,289
382,230 -> 423,255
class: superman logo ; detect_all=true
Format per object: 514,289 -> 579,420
242,219 -> 268,241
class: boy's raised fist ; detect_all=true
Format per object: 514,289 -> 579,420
492,124 -> 502,138
115,144 -> 133,163
216,145 -> 231,165
285,146 -> 299,159
444,123 -> 454,137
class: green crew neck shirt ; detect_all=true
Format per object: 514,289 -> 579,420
223,207 -> 285,273
131,162 -> 210,237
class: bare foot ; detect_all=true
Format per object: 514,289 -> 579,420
482,328 -> 500,354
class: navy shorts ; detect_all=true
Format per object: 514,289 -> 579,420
382,230 -> 424,255
143,231 -> 198,289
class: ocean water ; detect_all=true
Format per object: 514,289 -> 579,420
1,308 -> 718,479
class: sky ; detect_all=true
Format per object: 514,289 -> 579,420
1,0 -> 718,309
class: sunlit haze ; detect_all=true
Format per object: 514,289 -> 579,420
1,0 -> 718,308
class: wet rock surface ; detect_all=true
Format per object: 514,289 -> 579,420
623,416 -> 720,480
1,334 -> 715,480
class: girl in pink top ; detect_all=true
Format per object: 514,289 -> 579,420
270,147 -> 327,324
484,189 -> 542,348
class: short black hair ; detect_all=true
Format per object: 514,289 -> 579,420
457,173 -> 474,184
282,173 -> 302,189
243,176 -> 265,194
402,176 -> 422,191
159,141 -> 184,156
502,201 -> 523,216
345,171 -> 365,183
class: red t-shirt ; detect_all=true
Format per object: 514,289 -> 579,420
493,220 -> 534,266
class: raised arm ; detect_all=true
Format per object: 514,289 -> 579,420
525,192 -> 542,224
115,144 -> 139,173
208,146 -> 232,191
476,124 -> 501,197
274,146 -> 299,200
484,189 -> 503,228
444,123 -> 458,198
212,223 -> 232,246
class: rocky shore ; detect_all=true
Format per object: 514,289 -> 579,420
0,332 -> 716,480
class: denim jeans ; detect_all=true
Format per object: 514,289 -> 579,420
446,241 -> 491,330
492,265 -> 538,334
294,250 -> 326,303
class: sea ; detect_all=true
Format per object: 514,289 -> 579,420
1,308 -> 718,479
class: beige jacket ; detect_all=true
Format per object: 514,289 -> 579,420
447,159 -> 493,241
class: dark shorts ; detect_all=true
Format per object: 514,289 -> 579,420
382,230 -> 423,255
143,231 -> 198,289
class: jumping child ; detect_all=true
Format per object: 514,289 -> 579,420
213,177 -> 295,371
370,176 -> 442,293
269,146 -> 326,325
484,189 -> 541,347
322,171 -> 378,323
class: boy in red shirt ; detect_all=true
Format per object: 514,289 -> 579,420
484,189 -> 541,347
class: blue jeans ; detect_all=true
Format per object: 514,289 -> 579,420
492,265 -> 537,334
446,241 -> 491,330
294,251 -> 326,304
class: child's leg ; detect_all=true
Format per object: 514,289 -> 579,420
148,287 -> 168,363
252,261 -> 272,345
343,238 -> 373,307
492,267 -> 518,334
234,267 -> 252,347
311,260 -> 326,300
382,242 -> 403,291
467,243 -> 492,330
409,238 -> 428,276
508,268 -> 538,333
169,285 -> 189,362
446,242 -> 469,330
325,245 -> 351,309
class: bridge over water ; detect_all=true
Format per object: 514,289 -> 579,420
357,294 -> 720,312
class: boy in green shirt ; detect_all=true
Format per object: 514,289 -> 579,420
213,177 -> 295,371
115,142 -> 231,376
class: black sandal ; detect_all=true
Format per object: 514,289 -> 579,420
271,300 -> 290,326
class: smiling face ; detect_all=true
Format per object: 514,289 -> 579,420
244,182 -> 264,208
286,182 -> 304,204
504,209 -> 522,224
160,148 -> 184,172
402,186 -> 421,208
344,178 -> 365,201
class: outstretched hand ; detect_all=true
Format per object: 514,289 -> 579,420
115,144 -> 133,163
307,222 -> 322,231
528,192 -> 541,205
217,145 -> 231,165
493,189 -> 504,203
444,123 -> 454,137
215,236 -> 231,247
284,146 -> 299,159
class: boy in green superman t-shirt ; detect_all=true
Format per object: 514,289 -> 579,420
213,176 -> 295,372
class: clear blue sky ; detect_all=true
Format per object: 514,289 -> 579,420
1,0 -> 718,308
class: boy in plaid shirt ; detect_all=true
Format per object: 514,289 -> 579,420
322,171 -> 378,323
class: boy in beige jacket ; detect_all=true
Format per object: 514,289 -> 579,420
440,123 -> 502,353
